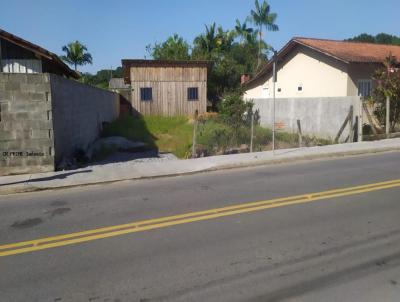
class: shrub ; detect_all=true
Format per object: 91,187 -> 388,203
196,120 -> 233,154
219,93 -> 252,127
253,126 -> 272,150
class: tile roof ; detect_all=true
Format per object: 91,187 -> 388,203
244,37 -> 400,88
294,37 -> 400,63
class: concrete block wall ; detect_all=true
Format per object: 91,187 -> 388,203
0,73 -> 119,176
252,97 -> 362,141
50,74 -> 119,166
0,73 -> 54,175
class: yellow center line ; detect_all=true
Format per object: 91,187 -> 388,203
1,178 -> 400,257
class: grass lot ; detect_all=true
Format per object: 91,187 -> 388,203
102,115 -> 194,158
102,115 -> 332,159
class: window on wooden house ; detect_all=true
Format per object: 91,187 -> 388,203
187,87 -> 199,101
140,87 -> 153,101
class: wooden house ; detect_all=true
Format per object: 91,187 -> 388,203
122,60 -> 209,116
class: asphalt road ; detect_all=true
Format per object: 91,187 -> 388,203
1,152 -> 400,302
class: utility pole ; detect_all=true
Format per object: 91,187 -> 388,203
358,98 -> 363,142
386,96 -> 390,138
250,107 -> 254,153
192,110 -> 198,158
272,51 -> 277,153
385,61 -> 392,138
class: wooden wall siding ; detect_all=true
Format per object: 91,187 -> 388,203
130,66 -> 207,116
131,66 -> 207,82
1,59 -> 42,73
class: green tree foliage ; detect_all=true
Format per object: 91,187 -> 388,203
192,23 -> 219,58
144,3 -> 278,108
191,23 -> 260,107
81,67 -> 123,89
248,0 -> 279,68
60,41 -> 93,72
346,33 -> 400,45
375,33 -> 400,45
218,93 -> 253,133
372,55 -> 400,131
234,19 -> 254,44
146,34 -> 190,60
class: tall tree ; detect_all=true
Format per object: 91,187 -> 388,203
81,67 -> 123,89
146,34 -> 190,60
346,33 -> 375,43
192,23 -> 235,59
216,25 -> 235,52
234,19 -> 254,44
192,23 -> 218,58
249,0 -> 279,68
60,41 -> 93,72
346,33 -> 400,45
372,55 -> 400,131
375,33 -> 400,45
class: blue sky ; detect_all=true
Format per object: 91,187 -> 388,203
1,0 -> 399,73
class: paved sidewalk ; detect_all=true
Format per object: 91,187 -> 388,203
1,138 -> 400,195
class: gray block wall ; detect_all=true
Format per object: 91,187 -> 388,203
252,97 -> 362,141
0,73 -> 54,175
0,73 -> 119,176
50,74 -> 119,166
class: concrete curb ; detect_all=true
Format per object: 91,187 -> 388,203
1,145 -> 399,196
208,147 -> 400,171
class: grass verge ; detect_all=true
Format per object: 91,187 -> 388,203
102,115 -> 332,159
102,115 -> 194,158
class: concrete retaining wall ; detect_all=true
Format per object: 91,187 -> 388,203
252,97 -> 361,141
0,73 -> 119,175
50,74 -> 119,166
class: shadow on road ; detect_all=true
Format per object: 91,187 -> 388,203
0,170 -> 92,187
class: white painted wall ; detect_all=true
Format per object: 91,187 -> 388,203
252,97 -> 362,141
244,46 -> 350,99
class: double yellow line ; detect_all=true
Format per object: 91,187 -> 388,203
1,178 -> 400,257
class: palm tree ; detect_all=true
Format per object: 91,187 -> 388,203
61,41 -> 93,72
193,23 -> 218,55
235,19 -> 254,44
216,25 -> 235,52
249,0 -> 279,67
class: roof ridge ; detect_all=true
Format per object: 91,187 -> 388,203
293,36 -> 400,48
122,59 -> 211,64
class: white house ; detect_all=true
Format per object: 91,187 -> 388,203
243,37 -> 400,99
